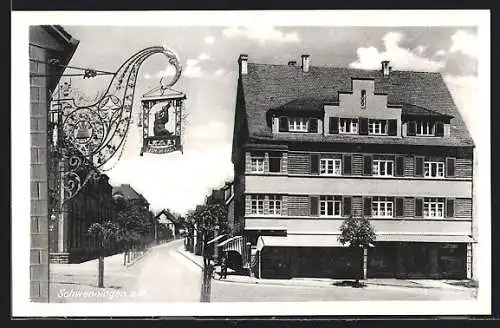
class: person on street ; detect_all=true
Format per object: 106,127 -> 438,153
220,254 -> 228,279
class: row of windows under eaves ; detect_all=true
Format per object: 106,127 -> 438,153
246,151 -> 472,178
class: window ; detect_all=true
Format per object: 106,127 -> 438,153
416,121 -> 435,136
268,195 -> 282,215
251,195 -> 265,214
250,153 -> 265,173
339,118 -> 358,134
288,117 -> 308,132
424,161 -> 445,178
372,197 -> 394,218
368,120 -> 388,135
319,196 -> 342,217
269,152 -> 282,173
424,197 -> 445,218
361,89 -> 367,109
320,158 -> 342,176
372,156 -> 394,176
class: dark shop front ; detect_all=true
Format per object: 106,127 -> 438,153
367,241 -> 468,279
256,235 -> 363,279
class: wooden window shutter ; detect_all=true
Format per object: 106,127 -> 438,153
279,117 -> 288,132
310,196 -> 319,216
359,117 -> 369,135
388,119 -> 398,136
446,157 -> 456,177
407,121 -> 416,136
395,198 -> 404,217
363,154 -> 373,175
329,117 -> 339,134
343,154 -> 352,175
395,156 -> 405,177
363,197 -> 372,217
309,118 -> 318,133
446,198 -> 455,218
415,156 -> 424,177
310,154 -> 320,174
343,196 -> 352,217
435,122 -> 444,137
415,198 -> 423,217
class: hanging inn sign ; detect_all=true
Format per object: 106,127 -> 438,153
139,79 -> 185,155
46,46 -> 186,207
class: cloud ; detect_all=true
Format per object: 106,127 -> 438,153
450,30 -> 478,58
198,52 -> 211,61
349,31 -> 446,72
204,35 -> 215,44
214,68 -> 226,77
183,59 -> 202,78
435,49 -> 447,56
222,26 -> 301,44
414,45 -> 427,55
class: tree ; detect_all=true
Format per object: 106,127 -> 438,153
186,203 -> 228,302
338,216 -> 376,286
88,220 -> 120,288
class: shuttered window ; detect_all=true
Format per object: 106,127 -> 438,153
388,119 -> 398,136
343,196 -> 352,217
446,198 -> 455,218
446,157 -> 456,177
395,156 -> 405,176
363,197 -> 372,217
363,155 -> 373,175
329,117 -> 339,134
415,198 -> 423,217
310,154 -> 320,174
407,121 -> 416,136
435,122 -> 444,137
415,156 -> 424,177
310,196 -> 319,216
279,117 -> 288,132
395,198 -> 404,217
359,117 -> 369,135
309,118 -> 318,133
342,154 -> 352,175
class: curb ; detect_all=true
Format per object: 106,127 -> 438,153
176,248 -> 203,269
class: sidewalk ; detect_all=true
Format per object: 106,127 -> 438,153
49,245 -> 165,302
176,246 -> 473,291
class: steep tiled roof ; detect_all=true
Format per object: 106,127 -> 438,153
240,63 -> 474,147
112,184 -> 147,202
401,103 -> 454,119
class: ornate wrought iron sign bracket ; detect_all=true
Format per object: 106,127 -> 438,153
49,46 -> 186,208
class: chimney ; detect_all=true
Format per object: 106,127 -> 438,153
288,60 -> 297,66
301,54 -> 310,73
238,54 -> 248,75
381,60 -> 390,76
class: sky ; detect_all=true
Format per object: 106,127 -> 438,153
60,25 -> 479,215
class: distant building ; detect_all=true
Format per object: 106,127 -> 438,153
231,54 -> 475,280
112,184 -> 149,209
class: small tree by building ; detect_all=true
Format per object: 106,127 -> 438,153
88,220 -> 120,288
338,216 -> 376,287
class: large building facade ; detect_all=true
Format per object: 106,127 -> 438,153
30,25 -> 79,301
231,54 -> 475,280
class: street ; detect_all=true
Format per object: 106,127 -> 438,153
50,239 -> 476,303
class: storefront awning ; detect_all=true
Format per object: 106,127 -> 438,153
217,235 -> 245,255
375,234 -> 476,243
206,234 -> 226,245
257,234 -> 343,251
